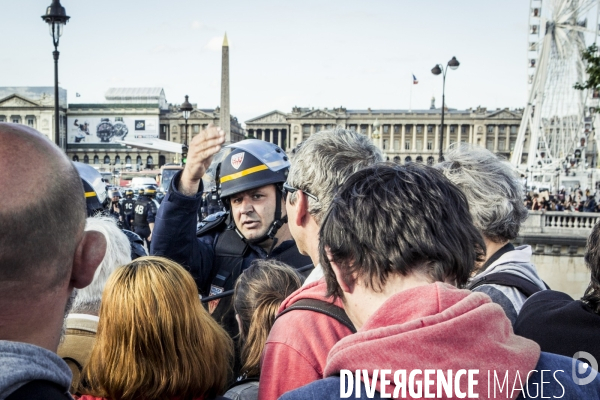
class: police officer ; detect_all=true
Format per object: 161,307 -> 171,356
133,188 -> 156,249
121,189 -> 135,230
106,189 -> 123,226
73,162 -> 147,260
151,124 -> 311,341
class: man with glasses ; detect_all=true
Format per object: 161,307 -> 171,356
259,127 -> 383,400
151,124 -> 311,343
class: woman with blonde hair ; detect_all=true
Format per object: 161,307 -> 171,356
77,256 -> 233,400
224,259 -> 303,400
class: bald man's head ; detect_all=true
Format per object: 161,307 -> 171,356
0,123 -> 87,290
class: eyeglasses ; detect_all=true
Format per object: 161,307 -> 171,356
282,182 -> 319,202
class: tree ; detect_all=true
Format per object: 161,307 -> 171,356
574,44 -> 600,99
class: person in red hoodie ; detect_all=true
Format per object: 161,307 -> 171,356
259,127 -> 383,400
281,163 -> 600,400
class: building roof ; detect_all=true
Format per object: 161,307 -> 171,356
105,88 -> 165,100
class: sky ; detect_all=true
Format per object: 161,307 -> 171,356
4,0 -> 536,125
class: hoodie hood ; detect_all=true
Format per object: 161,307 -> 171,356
324,283 -> 541,399
0,340 -> 72,399
278,278 -> 344,313
477,245 -> 546,290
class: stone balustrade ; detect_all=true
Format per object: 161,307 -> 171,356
521,211 -> 598,236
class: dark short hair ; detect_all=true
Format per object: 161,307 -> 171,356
583,222 -> 600,314
319,162 -> 486,298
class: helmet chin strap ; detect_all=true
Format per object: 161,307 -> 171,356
235,185 -> 288,254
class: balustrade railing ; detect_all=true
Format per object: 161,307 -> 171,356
521,211 -> 598,236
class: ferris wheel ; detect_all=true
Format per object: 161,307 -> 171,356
511,0 -> 600,170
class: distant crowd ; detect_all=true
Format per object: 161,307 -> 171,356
1,121 -> 599,400
525,189 -> 599,212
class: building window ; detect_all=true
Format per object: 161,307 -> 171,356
72,155 -> 79,162
27,118 -> 34,127
383,125 -> 389,134
498,139 -> 506,151
486,139 -> 494,151
427,125 -> 433,133
326,124 -> 333,129
315,125 -> 323,132
487,125 -> 494,134
93,155 -> 100,164
416,125 -> 422,134
461,125 -> 468,134
361,125 -> 367,135
427,156 -> 435,165
510,126 -> 518,134
404,156 -> 412,163
115,155 -> 121,165
136,155 -> 142,165
104,155 -> 111,164
147,156 -> 154,166
12,117 -> 20,124
83,155 -> 89,164
499,125 -> 506,134
0,116 -> 5,122
427,141 -> 433,150
394,125 -> 400,134
383,139 -> 389,150
302,125 -> 310,134
450,126 -> 455,134
405,126 -> 412,134
416,156 -> 423,163
193,125 -> 200,133
510,140 -> 516,151
405,141 -> 411,150
125,155 -> 132,164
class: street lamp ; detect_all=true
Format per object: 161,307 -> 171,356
180,95 -> 193,146
42,0 -> 70,149
431,56 -> 460,161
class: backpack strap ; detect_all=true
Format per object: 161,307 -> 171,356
276,298 -> 357,334
468,272 -> 548,298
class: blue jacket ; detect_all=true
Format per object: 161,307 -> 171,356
279,352 -> 600,400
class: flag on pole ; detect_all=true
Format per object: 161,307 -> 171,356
412,74 -> 419,84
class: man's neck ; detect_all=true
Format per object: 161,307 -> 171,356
480,238 -> 510,265
257,224 -> 293,252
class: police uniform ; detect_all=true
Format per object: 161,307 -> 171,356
121,190 -> 136,231
133,189 -> 156,249
151,140 -> 312,341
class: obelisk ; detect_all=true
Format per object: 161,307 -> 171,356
220,33 -> 231,142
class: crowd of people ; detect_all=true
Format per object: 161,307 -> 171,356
1,121 -> 600,400
525,190 -> 599,212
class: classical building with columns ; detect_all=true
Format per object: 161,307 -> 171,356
0,87 -> 67,148
246,102 -> 528,163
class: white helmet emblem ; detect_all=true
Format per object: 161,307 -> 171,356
231,152 -> 245,170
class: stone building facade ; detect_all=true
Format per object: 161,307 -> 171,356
0,87 -> 67,148
246,102 -> 528,163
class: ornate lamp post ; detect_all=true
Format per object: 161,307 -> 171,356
41,0 -> 70,149
431,56 -> 460,161
180,95 -> 193,146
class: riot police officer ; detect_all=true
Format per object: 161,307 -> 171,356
121,189 -> 135,230
106,189 -> 123,226
133,188 -> 156,249
73,162 -> 147,260
151,124 -> 311,341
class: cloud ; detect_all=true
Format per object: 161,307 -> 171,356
191,21 -> 205,30
205,36 -> 227,52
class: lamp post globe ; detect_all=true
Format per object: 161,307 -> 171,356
41,0 -> 70,150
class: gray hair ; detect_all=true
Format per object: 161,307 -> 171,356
71,215 -> 131,315
434,144 -> 528,242
287,126 -> 383,224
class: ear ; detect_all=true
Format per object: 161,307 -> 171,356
294,191 -> 309,227
70,230 -> 107,289
326,247 -> 354,294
